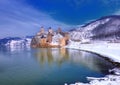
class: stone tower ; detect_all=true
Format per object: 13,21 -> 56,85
47,27 -> 54,43
37,26 -> 45,36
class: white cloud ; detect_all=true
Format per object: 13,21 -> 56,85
0,0 -> 70,38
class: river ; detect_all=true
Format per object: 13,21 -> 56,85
0,47 -> 115,85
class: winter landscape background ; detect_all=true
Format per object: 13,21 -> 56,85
1,0 -> 120,85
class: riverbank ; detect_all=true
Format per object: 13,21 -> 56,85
66,43 -> 120,63
66,42 -> 120,85
69,74 -> 120,85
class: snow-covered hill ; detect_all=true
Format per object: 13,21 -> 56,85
70,15 -> 120,43
0,36 -> 32,48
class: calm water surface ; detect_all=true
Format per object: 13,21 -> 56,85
0,47 -> 114,85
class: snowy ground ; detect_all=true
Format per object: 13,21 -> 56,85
69,75 -> 120,85
66,42 -> 120,85
66,42 -> 120,63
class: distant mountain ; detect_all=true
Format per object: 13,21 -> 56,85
70,15 -> 120,43
0,36 -> 32,47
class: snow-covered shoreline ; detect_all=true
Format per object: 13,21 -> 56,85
69,74 -> 120,85
66,42 -> 120,63
66,42 -> 120,85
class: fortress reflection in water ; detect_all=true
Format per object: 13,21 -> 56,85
34,48 -> 114,74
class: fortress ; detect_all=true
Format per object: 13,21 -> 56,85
31,27 -> 69,48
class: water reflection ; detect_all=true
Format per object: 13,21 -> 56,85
35,48 -> 114,74
0,45 -> 31,52
35,48 -> 69,65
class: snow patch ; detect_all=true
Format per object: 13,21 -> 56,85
51,33 -> 63,45
69,75 -> 120,85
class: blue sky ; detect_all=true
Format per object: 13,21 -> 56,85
0,0 -> 120,38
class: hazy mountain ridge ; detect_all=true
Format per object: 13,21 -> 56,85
0,36 -> 32,47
